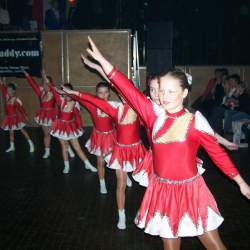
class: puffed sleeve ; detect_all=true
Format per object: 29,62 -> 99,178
194,111 -> 239,179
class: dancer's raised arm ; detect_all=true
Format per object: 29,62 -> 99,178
21,68 -> 41,96
48,83 -> 62,106
81,55 -> 110,83
62,87 -> 117,120
85,36 -> 155,127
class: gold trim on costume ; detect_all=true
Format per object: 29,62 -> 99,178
154,113 -> 193,144
118,105 -> 137,125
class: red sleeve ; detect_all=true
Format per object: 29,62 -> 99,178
194,114 -> 239,179
78,92 -> 117,120
73,94 -> 96,116
73,104 -> 83,128
16,99 -> 27,117
108,68 -> 155,128
48,83 -> 62,106
26,75 -> 41,96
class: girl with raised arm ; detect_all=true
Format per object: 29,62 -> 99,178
22,69 -> 59,158
84,37 -> 250,250
48,82 -> 96,174
62,79 -> 146,230
81,58 -> 238,188
77,80 -> 118,194
0,79 -> 34,153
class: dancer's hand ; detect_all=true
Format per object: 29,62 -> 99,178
234,175 -> 250,199
81,54 -> 111,83
86,36 -> 113,75
224,141 -> 238,151
20,66 -> 29,77
86,36 -> 106,63
61,86 -> 79,96
239,182 -> 250,199
81,54 -> 100,70
41,70 -> 49,83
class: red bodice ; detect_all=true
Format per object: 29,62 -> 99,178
78,93 -> 141,145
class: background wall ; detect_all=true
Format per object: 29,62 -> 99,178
0,30 -> 131,126
1,30 -> 250,127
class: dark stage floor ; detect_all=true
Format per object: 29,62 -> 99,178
0,128 -> 250,250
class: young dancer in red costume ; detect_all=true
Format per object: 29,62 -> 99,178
0,79 -> 34,153
48,81 -> 96,174
22,69 -> 58,158
84,36 -> 250,250
77,81 -> 117,194
62,73 -> 146,230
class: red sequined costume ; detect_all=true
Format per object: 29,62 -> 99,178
0,84 -> 27,131
77,93 -> 146,172
133,99 -> 204,187
25,75 -> 57,126
49,84 -> 83,140
107,68 -> 239,238
77,98 -> 117,156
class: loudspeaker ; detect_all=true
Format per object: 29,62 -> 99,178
146,22 -> 173,74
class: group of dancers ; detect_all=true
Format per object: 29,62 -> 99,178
1,36 -> 250,250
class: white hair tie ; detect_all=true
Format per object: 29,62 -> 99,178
185,73 -> 192,86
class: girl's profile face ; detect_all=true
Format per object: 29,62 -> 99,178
7,87 -> 15,96
149,79 -> 160,105
159,75 -> 188,113
65,95 -> 72,102
96,87 -> 110,101
43,82 -> 50,92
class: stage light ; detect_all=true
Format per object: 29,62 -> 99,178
68,0 -> 76,5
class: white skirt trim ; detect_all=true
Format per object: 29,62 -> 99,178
1,122 -> 26,131
34,117 -> 53,127
50,129 -> 83,140
85,139 -> 102,156
105,154 -> 142,172
135,206 -> 224,238
133,170 -> 149,187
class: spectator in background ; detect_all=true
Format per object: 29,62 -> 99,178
0,0 -> 10,30
208,73 -> 241,133
45,0 -> 66,30
224,81 -> 250,133
191,68 -> 227,118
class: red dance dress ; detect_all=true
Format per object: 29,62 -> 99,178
0,85 -> 26,131
108,68 -> 239,238
78,98 -> 117,156
25,75 -> 57,126
77,93 -> 146,172
133,99 -> 205,188
49,84 -> 83,140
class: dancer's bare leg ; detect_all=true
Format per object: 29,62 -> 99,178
59,139 -> 70,174
20,128 -> 34,152
116,169 -> 127,229
42,126 -> 51,158
162,238 -> 181,250
97,156 -> 107,193
70,139 -> 97,172
198,229 -> 227,250
6,130 -> 15,152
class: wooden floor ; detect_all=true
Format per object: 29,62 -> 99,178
0,128 -> 250,250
